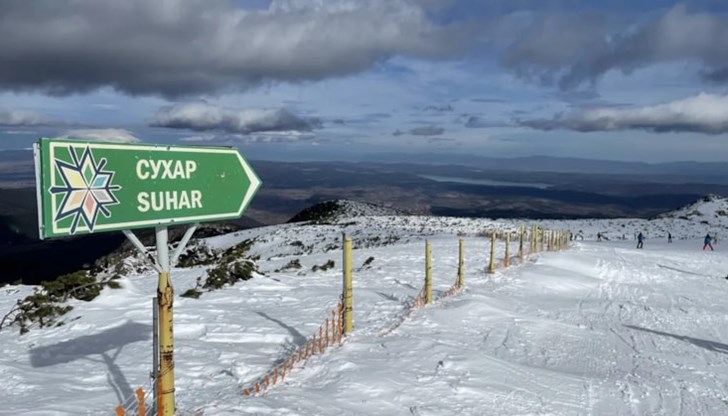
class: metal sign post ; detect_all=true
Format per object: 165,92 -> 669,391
155,226 -> 175,415
125,224 -> 197,416
152,296 -> 159,415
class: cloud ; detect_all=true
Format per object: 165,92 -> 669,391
427,137 -> 455,144
2,129 -> 37,135
464,116 -> 490,128
470,98 -> 505,103
410,126 -> 445,136
0,110 -> 50,126
423,104 -> 454,112
60,128 -> 141,143
462,115 -> 514,128
151,102 -> 322,135
519,93 -> 728,134
179,134 -> 218,143
501,6 -> 728,89
393,126 -> 446,136
0,0 -> 470,97
499,11 -> 613,87
179,131 -> 316,144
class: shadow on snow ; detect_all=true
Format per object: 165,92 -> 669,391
28,320 -> 152,404
625,324 -> 728,354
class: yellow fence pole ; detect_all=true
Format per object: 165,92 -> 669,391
425,241 -> 432,304
540,228 -> 545,252
504,232 -> 510,268
558,231 -> 562,250
546,230 -> 554,251
457,238 -> 464,288
519,225 -> 525,260
343,235 -> 353,335
488,232 -> 496,274
547,230 -> 552,251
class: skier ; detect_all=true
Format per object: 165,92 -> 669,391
637,232 -> 644,249
597,232 -> 602,242
704,233 -> 714,251
668,232 -> 672,243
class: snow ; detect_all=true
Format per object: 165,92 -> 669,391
1,208 -> 728,415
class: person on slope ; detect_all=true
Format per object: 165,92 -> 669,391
637,232 -> 644,249
668,232 -> 672,243
704,233 -> 714,251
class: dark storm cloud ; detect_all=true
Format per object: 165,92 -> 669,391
501,5 -> 728,89
519,93 -> 728,134
151,102 -> 322,134
0,0 -> 470,97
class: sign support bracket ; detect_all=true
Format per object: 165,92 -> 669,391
123,229 -> 162,273
170,224 -> 199,268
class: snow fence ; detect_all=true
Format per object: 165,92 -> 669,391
113,226 -> 569,413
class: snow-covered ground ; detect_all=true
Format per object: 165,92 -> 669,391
1,206 -> 728,415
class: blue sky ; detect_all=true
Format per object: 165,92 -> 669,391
2,0 -> 728,163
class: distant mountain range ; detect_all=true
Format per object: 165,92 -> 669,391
362,153 -> 728,180
3,148 -> 728,181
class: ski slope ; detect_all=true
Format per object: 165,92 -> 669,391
1,212 -> 727,415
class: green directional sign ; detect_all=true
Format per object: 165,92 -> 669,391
34,138 -> 261,239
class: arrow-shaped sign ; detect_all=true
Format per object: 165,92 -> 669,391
34,138 -> 261,239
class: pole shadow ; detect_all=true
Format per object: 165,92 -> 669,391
255,311 -> 306,347
29,320 -> 152,404
625,324 -> 728,354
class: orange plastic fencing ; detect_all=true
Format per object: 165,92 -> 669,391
242,302 -> 345,397
114,386 -> 151,416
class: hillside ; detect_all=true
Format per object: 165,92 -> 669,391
0,198 -> 727,414
658,194 -> 728,225
287,199 -> 407,223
